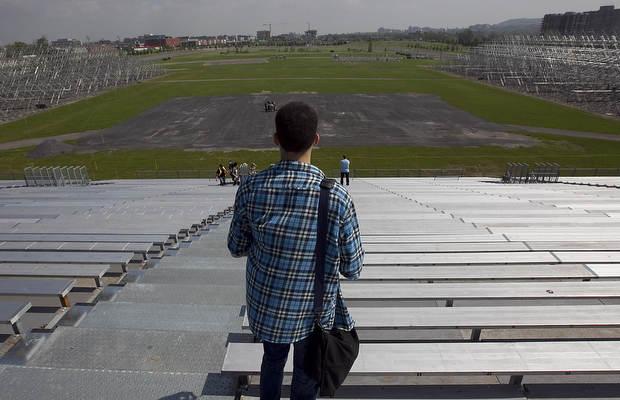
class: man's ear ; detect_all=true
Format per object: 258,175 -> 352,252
273,132 -> 280,146
314,132 -> 320,145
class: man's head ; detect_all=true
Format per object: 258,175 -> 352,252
274,102 -> 319,153
343,155 -> 347,160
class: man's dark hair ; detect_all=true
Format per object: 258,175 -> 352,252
275,102 -> 318,152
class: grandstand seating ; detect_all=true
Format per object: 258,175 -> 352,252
224,177 -> 620,396
2,176 -> 620,398
0,179 -> 234,366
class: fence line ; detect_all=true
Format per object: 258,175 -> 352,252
2,167 -> 620,182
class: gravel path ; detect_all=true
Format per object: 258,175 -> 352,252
0,131 -> 102,151
508,125 -> 620,142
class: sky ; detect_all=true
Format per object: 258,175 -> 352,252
1,0 -> 619,44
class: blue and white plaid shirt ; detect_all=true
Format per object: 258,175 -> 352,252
228,160 -> 364,344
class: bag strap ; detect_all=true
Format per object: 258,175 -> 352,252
313,178 -> 336,323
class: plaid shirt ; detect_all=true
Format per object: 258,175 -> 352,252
228,160 -> 364,344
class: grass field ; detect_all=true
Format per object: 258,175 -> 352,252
1,49 -> 619,144
1,46 -> 619,179
2,133 -> 620,180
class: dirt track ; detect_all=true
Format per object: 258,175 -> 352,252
5,94 -> 620,152
74,94 -> 539,151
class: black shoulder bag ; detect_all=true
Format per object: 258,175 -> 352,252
304,178 -> 360,397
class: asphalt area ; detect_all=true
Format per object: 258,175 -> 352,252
77,94 -> 538,151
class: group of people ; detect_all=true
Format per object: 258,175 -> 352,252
264,99 -> 277,112
218,156 -> 351,188
216,161 -> 256,186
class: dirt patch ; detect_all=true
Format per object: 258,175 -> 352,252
76,94 -> 539,151
0,130 -> 102,151
28,139 -> 75,159
203,58 -> 269,66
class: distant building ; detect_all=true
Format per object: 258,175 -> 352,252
51,38 -> 82,47
142,35 -> 181,49
305,29 -> 318,39
377,27 -> 404,34
256,30 -> 271,41
179,37 -> 200,48
542,5 -> 620,35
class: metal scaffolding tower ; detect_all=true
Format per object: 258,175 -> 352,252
442,35 -> 620,117
0,45 -> 163,122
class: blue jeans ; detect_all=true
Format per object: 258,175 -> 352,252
260,336 -> 319,400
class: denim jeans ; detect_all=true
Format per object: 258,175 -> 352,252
260,336 -> 319,400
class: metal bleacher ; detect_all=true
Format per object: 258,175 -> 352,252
0,179 -> 235,374
3,177 -> 620,399
224,177 -> 620,399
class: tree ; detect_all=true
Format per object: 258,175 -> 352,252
457,29 -> 477,46
5,41 -> 29,57
35,36 -> 49,48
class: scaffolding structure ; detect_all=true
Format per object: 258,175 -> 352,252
0,45 -> 163,122
442,35 -> 620,117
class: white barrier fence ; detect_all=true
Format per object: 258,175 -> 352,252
24,166 -> 90,187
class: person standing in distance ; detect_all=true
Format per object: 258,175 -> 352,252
228,102 -> 363,400
340,155 -> 351,186
238,162 -> 250,185
216,164 -> 227,186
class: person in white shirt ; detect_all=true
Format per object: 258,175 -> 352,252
239,162 -> 250,185
340,155 -> 350,186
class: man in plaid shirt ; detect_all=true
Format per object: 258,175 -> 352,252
228,102 -> 364,400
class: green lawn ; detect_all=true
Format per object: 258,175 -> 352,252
1,50 -> 619,145
2,133 -> 620,180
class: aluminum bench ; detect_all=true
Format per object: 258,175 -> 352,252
0,233 -> 173,248
223,340 -> 620,385
10,225 -> 187,241
365,242 -> 620,254
362,234 -> 509,243
0,301 -> 31,335
0,242 -> 155,261
0,233 -> 178,249
0,264 -> 110,287
0,251 -> 135,273
242,304 -> 620,341
363,242 -> 530,253
341,281 -> 620,304
363,252 -> 558,266
356,264 -> 600,282
0,278 -> 74,307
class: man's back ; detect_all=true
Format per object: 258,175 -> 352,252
340,158 -> 350,173
228,160 -> 363,344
